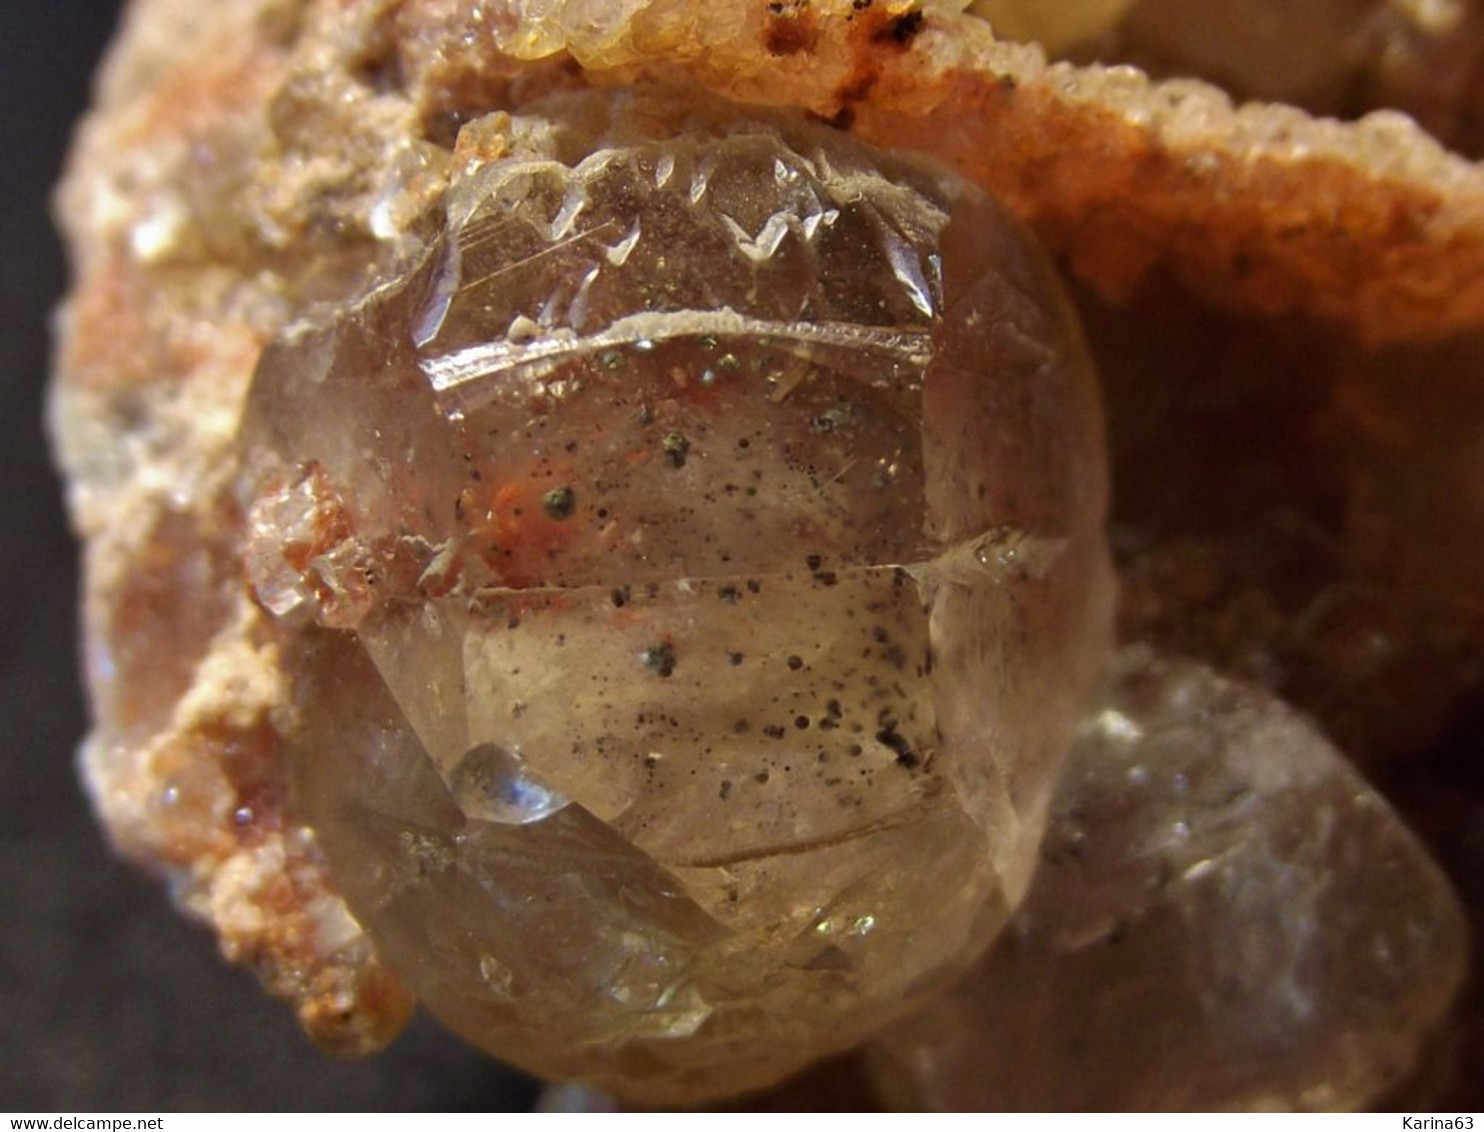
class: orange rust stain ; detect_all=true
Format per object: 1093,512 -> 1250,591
472,479 -> 581,587
765,6 -> 821,55
833,5 -> 928,117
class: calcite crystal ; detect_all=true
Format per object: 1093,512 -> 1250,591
240,92 -> 1112,1101
872,649 -> 1469,1111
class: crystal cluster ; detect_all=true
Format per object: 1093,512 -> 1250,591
874,648 -> 1469,1110
239,97 -> 1112,1102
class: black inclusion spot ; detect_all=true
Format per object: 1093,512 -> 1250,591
543,486 -> 576,519
876,725 -> 919,769
662,431 -> 691,468
640,643 -> 677,678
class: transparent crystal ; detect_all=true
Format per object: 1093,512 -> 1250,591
241,100 -> 1113,1103
873,648 -> 1468,1111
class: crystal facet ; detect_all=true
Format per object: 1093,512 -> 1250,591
873,648 -> 1468,1111
240,98 -> 1113,1103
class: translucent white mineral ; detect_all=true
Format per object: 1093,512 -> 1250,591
873,647 -> 1468,1111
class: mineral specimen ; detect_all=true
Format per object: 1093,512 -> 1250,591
240,91 -> 1112,1102
49,0 -> 1484,1111
872,648 -> 1469,1111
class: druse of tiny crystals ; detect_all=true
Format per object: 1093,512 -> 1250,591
241,95 -> 1112,1103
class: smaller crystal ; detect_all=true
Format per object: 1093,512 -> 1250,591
872,648 -> 1468,1112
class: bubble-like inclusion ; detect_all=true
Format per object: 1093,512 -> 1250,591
241,98 -> 1113,1103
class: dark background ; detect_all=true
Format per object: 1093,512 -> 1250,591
0,1 -> 538,1112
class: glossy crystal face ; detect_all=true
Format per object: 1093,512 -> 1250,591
876,648 -> 1468,1112
240,104 -> 1113,1102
